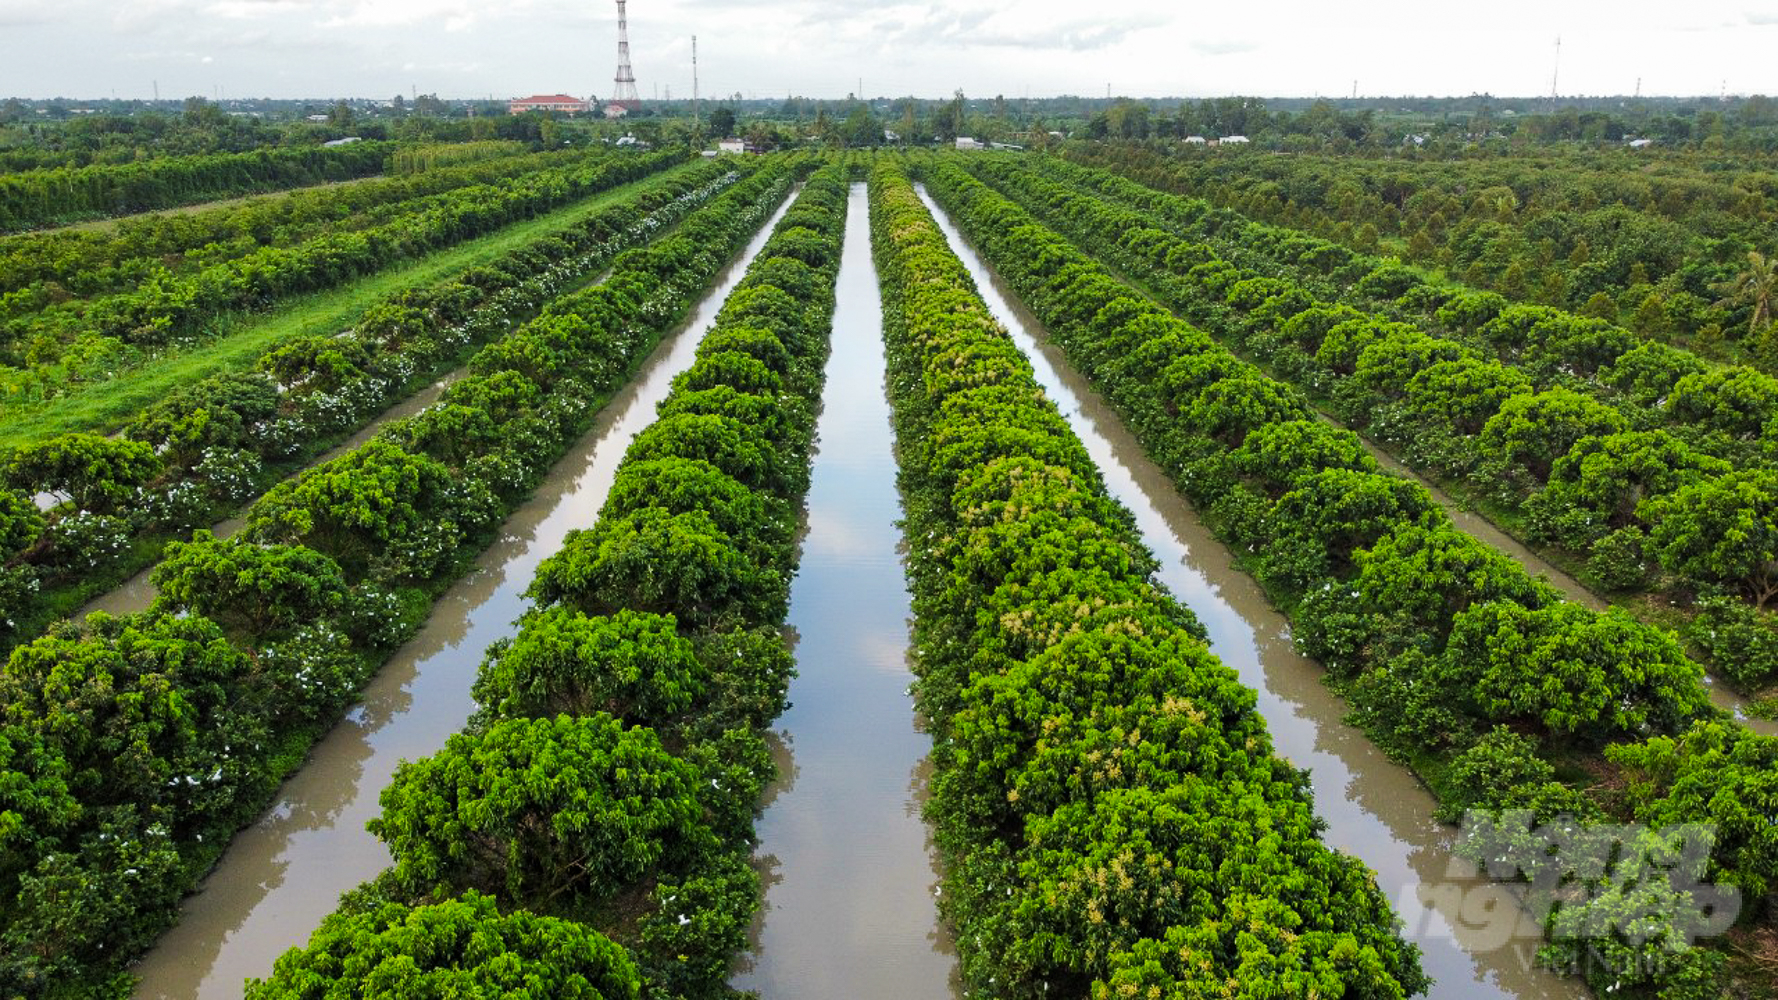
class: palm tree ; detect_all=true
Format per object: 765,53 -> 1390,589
1711,249 -> 1777,339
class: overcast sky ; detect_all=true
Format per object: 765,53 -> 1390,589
2,0 -> 1774,102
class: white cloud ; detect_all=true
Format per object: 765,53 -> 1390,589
206,0 -> 309,19
1190,38 -> 1259,57
1,0 -> 1774,99
0,0 -> 55,26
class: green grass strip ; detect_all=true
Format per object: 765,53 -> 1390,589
0,162 -> 701,447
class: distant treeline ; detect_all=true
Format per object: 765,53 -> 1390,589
0,142 -> 394,231
390,141 -> 528,175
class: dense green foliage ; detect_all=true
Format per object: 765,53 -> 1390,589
0,147 -> 550,305
253,165 -> 847,999
245,892 -> 642,1000
470,608 -> 706,725
0,610 -> 361,996
0,142 -> 394,232
390,141 -> 529,176
919,154 -> 1765,993
961,151 -> 1778,692
0,155 -> 802,999
0,156 -> 725,657
372,714 -> 717,907
873,162 -> 1425,999
0,148 -> 682,398
1064,143 -> 1778,363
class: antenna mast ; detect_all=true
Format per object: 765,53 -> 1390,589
692,35 -> 699,123
612,0 -> 640,112
1549,36 -> 1561,108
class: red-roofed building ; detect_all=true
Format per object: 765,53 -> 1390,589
509,94 -> 592,115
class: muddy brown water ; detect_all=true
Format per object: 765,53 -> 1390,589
128,188 -> 801,1000
731,184 -> 961,998
917,186 -> 1593,1000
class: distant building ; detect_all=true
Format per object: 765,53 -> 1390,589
1219,135 -> 1250,145
1183,135 -> 1208,145
955,136 -> 985,151
1627,137 -> 1655,149
716,139 -> 745,155
305,114 -> 329,122
509,94 -> 591,115
883,129 -> 901,143
323,137 -> 363,147
604,103 -> 629,119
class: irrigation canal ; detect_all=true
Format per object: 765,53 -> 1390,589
916,185 -> 1590,1000
130,188 -> 802,999
732,183 -> 960,998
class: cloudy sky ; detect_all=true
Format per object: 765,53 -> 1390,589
2,0 -> 1774,102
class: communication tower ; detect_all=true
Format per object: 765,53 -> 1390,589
1549,36 -> 1561,108
612,0 -> 641,111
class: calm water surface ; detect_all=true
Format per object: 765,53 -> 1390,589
130,188 -> 801,999
733,183 -> 960,999
918,185 -> 1592,1000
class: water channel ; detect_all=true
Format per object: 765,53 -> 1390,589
85,374 -> 462,619
731,184 -> 960,999
85,175 -> 706,620
916,186 -> 1592,1000
129,188 -> 800,999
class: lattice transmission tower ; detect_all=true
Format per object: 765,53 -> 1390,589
612,0 -> 641,111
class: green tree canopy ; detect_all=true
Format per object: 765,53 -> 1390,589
370,714 -> 715,908
152,530 -> 350,637
1477,388 -> 1626,487
246,439 -> 476,579
471,608 -> 704,725
1608,721 -> 1778,899
706,105 -> 736,138
1438,601 -> 1707,741
128,372 -> 279,468
245,892 -> 641,1000
529,508 -> 782,629
2,433 -> 160,514
1642,469 -> 1778,608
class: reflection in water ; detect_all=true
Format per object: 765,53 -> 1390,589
84,374 -> 463,619
916,185 -> 1590,1000
129,189 -> 802,1000
733,185 -> 960,998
